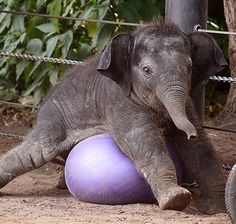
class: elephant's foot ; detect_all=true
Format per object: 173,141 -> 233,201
158,186 -> 192,211
202,197 -> 226,214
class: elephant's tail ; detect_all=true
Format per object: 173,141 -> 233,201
225,164 -> 236,224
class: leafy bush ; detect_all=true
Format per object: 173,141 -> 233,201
0,0 -> 164,105
0,0 -> 112,105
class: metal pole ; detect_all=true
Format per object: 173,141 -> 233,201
165,0 -> 208,120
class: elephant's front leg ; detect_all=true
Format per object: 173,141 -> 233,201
168,103 -> 226,214
107,108 -> 191,211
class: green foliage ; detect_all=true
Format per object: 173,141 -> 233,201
0,0 -> 111,105
113,0 -> 165,22
207,18 -> 228,57
0,0 -> 165,105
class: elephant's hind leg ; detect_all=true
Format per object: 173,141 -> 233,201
0,126 -> 68,189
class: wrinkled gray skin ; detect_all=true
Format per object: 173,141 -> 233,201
0,19 -> 227,214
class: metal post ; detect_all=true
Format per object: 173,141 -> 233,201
165,0 -> 208,120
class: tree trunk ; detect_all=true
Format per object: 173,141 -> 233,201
215,0 -> 236,126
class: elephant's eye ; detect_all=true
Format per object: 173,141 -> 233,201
143,66 -> 152,79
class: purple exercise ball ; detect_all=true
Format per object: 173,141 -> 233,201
65,134 -> 182,205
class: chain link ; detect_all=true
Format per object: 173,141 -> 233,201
209,75 -> 236,84
222,163 -> 233,171
0,51 -> 82,66
0,132 -> 24,140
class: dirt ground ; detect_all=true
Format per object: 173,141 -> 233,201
0,106 -> 235,224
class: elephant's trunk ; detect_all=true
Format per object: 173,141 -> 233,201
158,87 -> 197,140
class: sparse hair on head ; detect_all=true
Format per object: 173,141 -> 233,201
134,17 -> 182,36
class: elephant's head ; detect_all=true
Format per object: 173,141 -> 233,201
97,18 -> 227,140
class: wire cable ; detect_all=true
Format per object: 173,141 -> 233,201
0,9 -> 142,27
0,100 -> 38,109
194,24 -> 236,35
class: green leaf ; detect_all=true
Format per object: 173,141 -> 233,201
87,22 -> 100,38
48,0 -> 62,16
117,2 -> 140,22
96,25 -> 114,51
48,0 -> 62,28
45,31 -> 57,40
26,17 -> 45,40
78,43 -> 92,60
23,80 -> 41,96
0,14 -> 12,33
3,32 -> 26,52
45,35 -> 58,57
16,60 -> 29,81
36,0 -> 45,10
97,0 -> 110,20
0,67 -> 7,77
32,87 -> 43,105
0,57 -> 8,68
10,15 -> 25,33
59,30 -> 73,57
24,61 -> 41,84
62,0 -> 76,16
26,38 -> 43,55
23,67 -> 49,96
49,70 -> 58,86
19,32 -> 26,43
80,0 -> 86,6
4,0 -> 14,7
79,6 -> 94,19
36,23 -> 58,33
0,6 -> 9,22
28,0 -> 37,11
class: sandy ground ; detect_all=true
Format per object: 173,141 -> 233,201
0,106 -> 235,224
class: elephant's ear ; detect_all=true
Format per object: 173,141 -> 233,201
97,33 -> 132,96
189,32 -> 228,89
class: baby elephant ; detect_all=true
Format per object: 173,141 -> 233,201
0,18 -> 227,214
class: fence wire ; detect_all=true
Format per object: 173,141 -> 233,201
0,9 -> 143,27
194,24 -> 236,36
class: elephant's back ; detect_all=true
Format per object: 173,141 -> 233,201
225,164 -> 236,223
43,54 -> 102,102
37,54 -> 108,127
